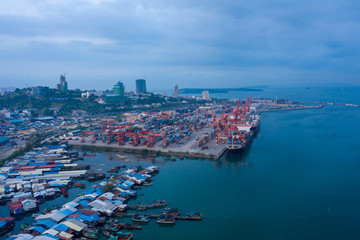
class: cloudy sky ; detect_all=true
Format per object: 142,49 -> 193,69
0,0 -> 359,91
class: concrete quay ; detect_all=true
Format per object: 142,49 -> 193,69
68,135 -> 227,160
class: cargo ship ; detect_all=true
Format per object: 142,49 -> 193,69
226,117 -> 260,153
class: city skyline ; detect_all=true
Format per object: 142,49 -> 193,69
0,0 -> 360,90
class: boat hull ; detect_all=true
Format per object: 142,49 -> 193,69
226,124 -> 260,154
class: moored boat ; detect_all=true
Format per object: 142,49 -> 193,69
108,231 -> 133,240
162,208 -> 180,216
0,217 -> 15,235
152,200 -> 167,207
9,202 -> 23,215
73,183 -> 85,189
125,224 -> 142,230
186,212 -> 203,217
20,223 -> 30,230
132,214 -> 150,223
104,223 -> 118,232
157,214 -> 176,224
136,204 -> 149,211
82,228 -> 99,239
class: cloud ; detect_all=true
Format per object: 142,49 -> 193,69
0,0 -> 359,89
0,35 -> 116,46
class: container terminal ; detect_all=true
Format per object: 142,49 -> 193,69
67,97 -> 268,160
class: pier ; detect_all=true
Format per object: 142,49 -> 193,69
115,212 -> 204,221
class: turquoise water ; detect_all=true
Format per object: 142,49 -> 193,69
2,86 -> 360,239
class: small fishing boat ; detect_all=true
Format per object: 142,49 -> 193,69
82,228 -> 99,239
143,182 -> 153,186
73,183 -> 85,189
32,213 -> 41,218
20,223 -> 30,230
61,187 -> 68,196
115,165 -> 126,169
162,208 -> 180,216
104,223 -> 118,232
157,214 -> 176,224
109,231 -> 133,240
107,168 -> 119,173
0,217 -> 15,235
152,200 -> 167,207
125,224 -> 142,230
102,229 -> 113,238
136,204 -> 149,211
132,214 -> 150,223
186,212 -> 203,218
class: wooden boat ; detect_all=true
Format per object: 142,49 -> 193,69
132,214 -> 150,223
73,183 -> 85,189
124,224 -> 142,230
152,200 -> 167,207
61,188 -> 68,196
104,223 -> 118,232
157,215 -> 176,224
143,182 -> 153,186
115,165 -> 126,169
109,231 -> 133,240
108,167 -> 120,172
102,229 -> 113,237
186,212 -> 203,218
82,228 -> 99,239
162,208 -> 180,216
83,153 -> 96,157
136,204 -> 149,211
0,217 -> 15,236
20,223 -> 30,230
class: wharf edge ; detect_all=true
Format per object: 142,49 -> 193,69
69,142 -> 227,160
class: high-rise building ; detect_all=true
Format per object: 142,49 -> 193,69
113,81 -> 125,98
136,79 -> 147,94
174,84 -> 179,98
56,75 -> 68,92
202,91 -> 210,100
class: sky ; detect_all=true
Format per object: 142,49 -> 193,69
0,0 -> 359,91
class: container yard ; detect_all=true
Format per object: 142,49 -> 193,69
68,98 -> 262,160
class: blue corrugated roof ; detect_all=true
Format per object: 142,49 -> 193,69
0,137 -> 10,144
52,223 -> 68,232
83,189 -> 96,195
79,214 -> 93,222
48,145 -> 62,149
35,219 -> 57,228
0,221 -> 6,228
78,200 -> 90,206
42,233 -> 59,240
30,226 -> 46,233
59,209 -> 74,216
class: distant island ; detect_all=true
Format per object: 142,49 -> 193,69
179,88 -> 264,94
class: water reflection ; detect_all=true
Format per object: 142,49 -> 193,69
82,146 -> 255,173
214,150 -> 251,172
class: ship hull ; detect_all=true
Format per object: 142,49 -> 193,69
226,124 -> 260,154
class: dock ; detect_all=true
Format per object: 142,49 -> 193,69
68,125 -> 228,160
115,212 -> 204,221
